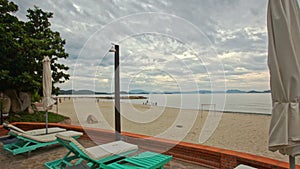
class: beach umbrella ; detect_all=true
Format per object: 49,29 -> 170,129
42,56 -> 55,134
267,0 -> 300,168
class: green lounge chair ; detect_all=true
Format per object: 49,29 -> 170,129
3,130 -> 82,155
45,134 -> 138,169
3,122 -> 66,136
45,134 -> 172,169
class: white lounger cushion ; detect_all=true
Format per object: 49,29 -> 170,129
24,127 -> 66,135
4,123 -> 66,135
56,134 -> 138,160
11,127 -> 66,136
85,141 -> 138,160
234,164 -> 257,169
20,131 -> 83,143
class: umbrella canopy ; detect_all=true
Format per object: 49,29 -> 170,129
268,0 -> 300,156
42,56 -> 55,133
42,56 -> 55,109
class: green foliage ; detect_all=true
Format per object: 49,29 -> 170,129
0,0 -> 69,97
0,0 -> 25,91
8,111 -> 68,123
31,90 -> 42,102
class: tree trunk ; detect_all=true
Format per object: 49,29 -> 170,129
4,89 -> 31,113
0,93 -> 11,114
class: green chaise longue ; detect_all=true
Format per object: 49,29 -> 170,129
45,134 -> 172,169
2,123 -> 83,155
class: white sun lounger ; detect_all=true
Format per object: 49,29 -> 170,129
19,131 -> 83,143
45,134 -> 172,169
3,129 -> 83,155
3,122 -> 66,136
45,134 -> 138,168
57,134 -> 138,160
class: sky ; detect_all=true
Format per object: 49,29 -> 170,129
13,0 -> 269,93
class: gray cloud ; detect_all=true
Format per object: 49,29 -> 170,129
13,0 -> 269,92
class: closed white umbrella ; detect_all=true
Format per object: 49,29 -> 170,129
267,0 -> 300,168
42,56 -> 55,134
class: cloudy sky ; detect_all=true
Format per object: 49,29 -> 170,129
13,0 -> 269,92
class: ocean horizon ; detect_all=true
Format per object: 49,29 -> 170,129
57,93 -> 272,115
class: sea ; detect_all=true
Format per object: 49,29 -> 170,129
58,93 -> 272,115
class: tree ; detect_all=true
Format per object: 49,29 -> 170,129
24,6 -> 70,94
0,0 -> 69,113
0,0 -> 24,90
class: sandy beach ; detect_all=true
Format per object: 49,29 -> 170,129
52,97 -> 299,164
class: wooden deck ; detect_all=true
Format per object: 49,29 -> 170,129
0,122 -> 298,169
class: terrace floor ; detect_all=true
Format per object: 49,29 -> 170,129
0,137 -> 209,169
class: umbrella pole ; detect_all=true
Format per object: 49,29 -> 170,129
289,156 -> 295,169
56,98 -> 58,114
46,110 -> 48,134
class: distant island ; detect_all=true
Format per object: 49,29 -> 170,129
58,89 -> 271,95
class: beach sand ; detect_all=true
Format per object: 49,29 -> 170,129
52,98 -> 299,164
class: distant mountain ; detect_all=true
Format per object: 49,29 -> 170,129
120,91 -> 128,94
95,91 -> 110,94
226,89 -> 247,93
59,89 -> 271,95
198,90 -> 212,94
59,89 -> 75,94
247,90 -> 271,93
59,90 -> 110,95
128,89 -> 149,94
76,90 -> 95,94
